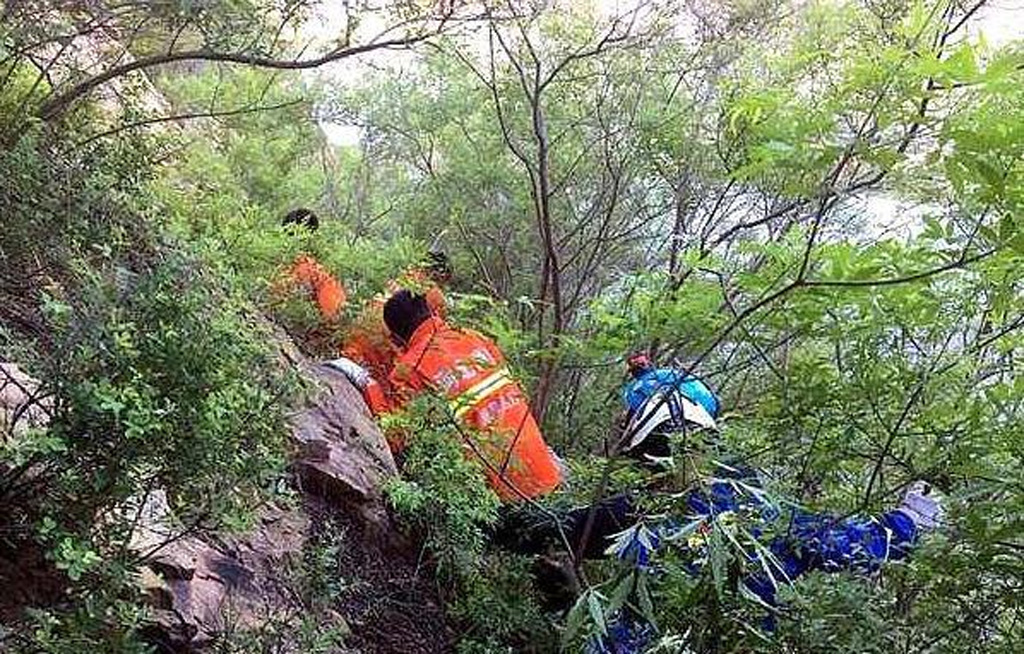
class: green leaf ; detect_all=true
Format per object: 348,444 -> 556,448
998,214 -> 1016,244
709,528 -> 728,598
587,592 -> 608,637
606,571 -> 636,615
636,572 -> 657,631
564,592 -> 589,645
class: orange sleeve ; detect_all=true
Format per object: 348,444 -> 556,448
314,275 -> 346,319
382,358 -> 424,413
361,356 -> 416,411
363,379 -> 393,415
363,319 -> 445,454
342,297 -> 397,383
288,256 -> 318,286
289,256 -> 347,320
362,379 -> 407,453
305,258 -> 346,319
364,362 -> 422,453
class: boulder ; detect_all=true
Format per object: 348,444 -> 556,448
137,350 -> 401,649
288,364 -> 398,529
140,504 -> 310,650
0,362 -> 52,439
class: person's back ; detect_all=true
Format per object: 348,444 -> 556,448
623,354 -> 720,419
367,291 -> 561,500
618,353 -> 720,462
342,259 -> 449,397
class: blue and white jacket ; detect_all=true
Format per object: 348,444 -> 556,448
622,368 -> 720,419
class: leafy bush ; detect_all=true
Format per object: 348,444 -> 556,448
452,551 -> 557,653
16,597 -> 153,654
383,397 -> 557,651
383,395 -> 500,579
38,252 -> 294,533
0,121 -> 296,650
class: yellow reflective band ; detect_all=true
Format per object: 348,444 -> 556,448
450,367 -> 514,419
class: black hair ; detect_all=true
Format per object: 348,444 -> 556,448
282,207 -> 319,232
383,290 -> 433,344
424,250 -> 453,281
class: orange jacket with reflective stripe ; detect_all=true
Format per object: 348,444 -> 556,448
342,269 -> 446,398
364,316 -> 561,501
285,255 -> 347,320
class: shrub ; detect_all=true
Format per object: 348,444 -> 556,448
383,395 -> 500,579
383,397 -> 556,651
0,126 -> 296,651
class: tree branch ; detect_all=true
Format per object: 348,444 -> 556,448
73,98 -> 306,148
39,27 -> 445,120
802,247 -> 998,288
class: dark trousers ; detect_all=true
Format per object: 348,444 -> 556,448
490,495 -> 636,610
623,426 -> 672,464
492,494 -> 636,560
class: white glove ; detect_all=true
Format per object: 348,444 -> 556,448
898,480 -> 943,531
324,357 -> 371,390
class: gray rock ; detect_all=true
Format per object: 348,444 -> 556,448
137,348 -> 401,649
289,364 -> 398,528
0,362 -> 52,439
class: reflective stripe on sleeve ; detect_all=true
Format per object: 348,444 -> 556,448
449,367 -> 514,419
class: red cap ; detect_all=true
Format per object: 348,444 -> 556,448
627,352 -> 652,373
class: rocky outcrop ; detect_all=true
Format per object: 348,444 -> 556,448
3,333 -> 416,650
139,502 -> 312,649
135,357 -> 402,650
289,364 -> 399,529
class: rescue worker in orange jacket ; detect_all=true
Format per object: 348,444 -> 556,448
340,253 -> 450,404
330,290 -> 562,501
275,208 -> 347,321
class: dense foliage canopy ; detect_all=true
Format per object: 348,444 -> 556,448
1,0 -> 1021,652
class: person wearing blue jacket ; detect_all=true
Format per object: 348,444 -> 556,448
620,352 -> 721,462
589,354 -> 943,653
623,352 -> 720,419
